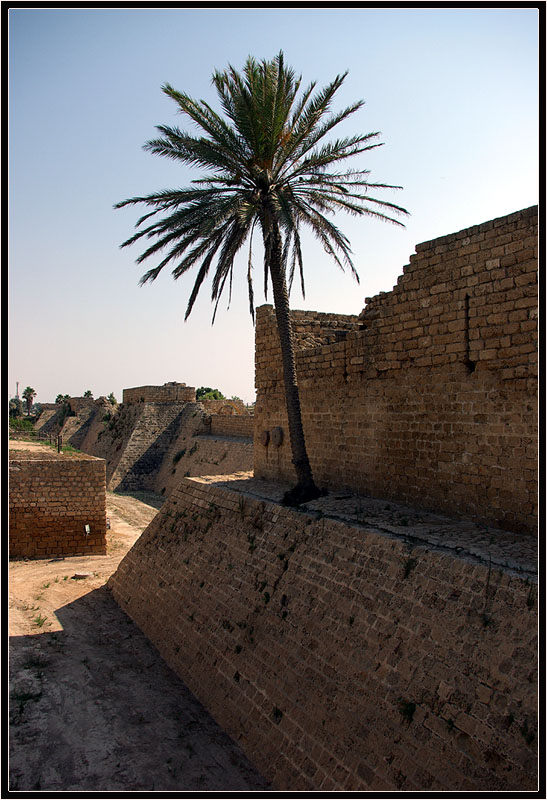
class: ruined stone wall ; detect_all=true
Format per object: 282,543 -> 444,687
201,398 -> 248,415
208,414 -> 254,439
40,394 -> 254,496
123,383 -> 196,404
9,450 -> 106,558
109,476 -> 538,791
254,207 -> 538,534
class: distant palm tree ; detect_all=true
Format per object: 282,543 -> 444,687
22,386 -> 36,416
116,52 -> 408,504
83,390 -> 93,398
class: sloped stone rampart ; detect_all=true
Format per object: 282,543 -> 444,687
108,475 -> 538,792
37,393 -> 255,496
9,449 -> 106,558
155,433 -> 253,497
254,206 -> 538,534
108,402 -> 186,492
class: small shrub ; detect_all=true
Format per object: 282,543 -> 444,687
9,417 -> 35,433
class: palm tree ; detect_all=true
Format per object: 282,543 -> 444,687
116,52 -> 408,504
22,386 -> 36,416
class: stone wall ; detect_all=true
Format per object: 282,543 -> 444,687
36,392 -> 255,497
108,475 -> 538,791
123,383 -> 196,404
201,398 -> 248,415
254,207 -> 538,534
9,449 -> 106,558
208,414 -> 254,439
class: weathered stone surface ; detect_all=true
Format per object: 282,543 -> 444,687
254,206 -> 538,534
9,448 -> 107,558
108,474 -> 538,792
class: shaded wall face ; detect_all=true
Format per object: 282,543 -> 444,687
254,207 -> 538,533
9,453 -> 107,558
108,477 -> 538,791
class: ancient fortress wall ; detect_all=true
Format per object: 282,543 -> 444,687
109,475 -> 538,791
103,401 -> 254,495
35,388 -> 255,495
254,207 -> 538,534
207,414 -> 254,439
155,434 -> 254,498
9,450 -> 106,558
107,402 -> 189,492
201,398 -> 248,415
122,383 -> 196,404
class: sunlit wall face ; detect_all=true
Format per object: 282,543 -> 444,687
8,7 -> 539,405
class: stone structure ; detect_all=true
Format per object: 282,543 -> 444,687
122,382 -> 196,404
108,208 -> 538,791
201,414 -> 255,439
109,474 -> 537,791
9,448 -> 106,558
254,206 -> 538,534
33,382 -> 254,496
201,398 -> 247,415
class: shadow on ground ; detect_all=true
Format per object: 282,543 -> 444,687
9,584 -> 270,792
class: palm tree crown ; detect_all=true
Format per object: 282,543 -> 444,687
22,386 -> 36,416
116,52 -> 408,503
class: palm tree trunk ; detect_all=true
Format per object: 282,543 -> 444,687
262,208 -> 321,505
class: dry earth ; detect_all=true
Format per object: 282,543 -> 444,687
8,449 -> 270,792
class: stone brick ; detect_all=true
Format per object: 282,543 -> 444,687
254,206 -> 537,534
108,475 -> 538,792
9,449 -> 107,558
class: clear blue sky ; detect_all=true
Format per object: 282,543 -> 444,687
8,7 -> 539,405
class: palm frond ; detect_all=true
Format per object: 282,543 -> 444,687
117,51 -> 408,325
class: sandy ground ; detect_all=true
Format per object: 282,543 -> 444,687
8,455 -> 270,792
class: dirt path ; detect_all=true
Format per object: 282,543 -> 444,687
9,488 -> 270,792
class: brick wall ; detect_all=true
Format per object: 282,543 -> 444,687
9,449 -> 106,558
108,476 -> 538,791
123,383 -> 196,404
208,414 -> 254,439
254,207 -> 538,534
